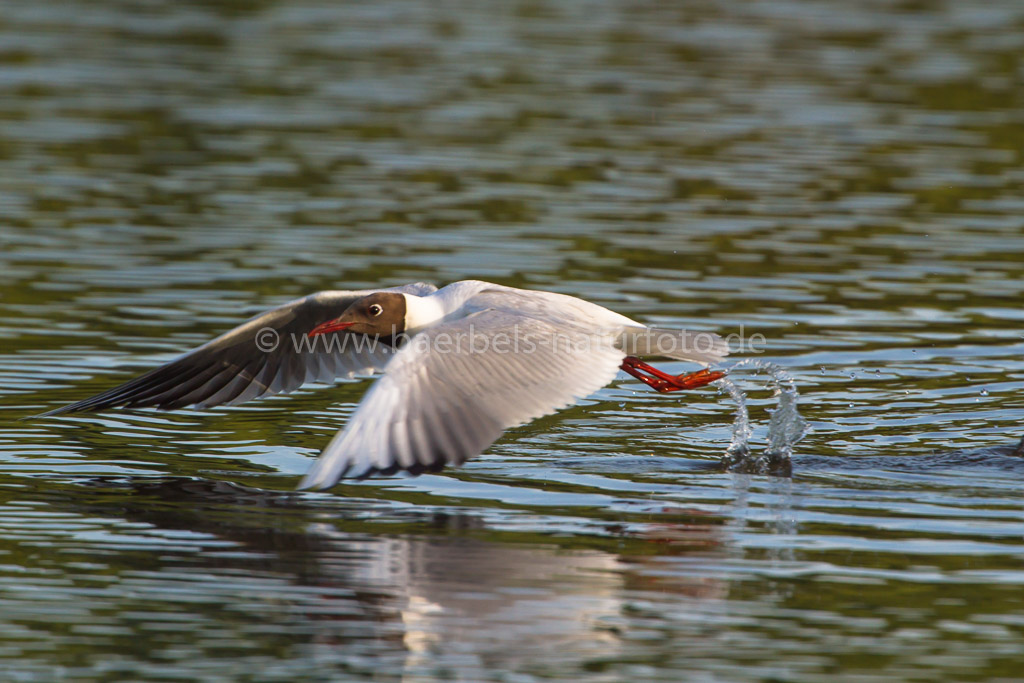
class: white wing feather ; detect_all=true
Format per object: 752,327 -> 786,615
298,309 -> 625,488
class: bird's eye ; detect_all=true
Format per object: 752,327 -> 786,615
368,304 -> 383,317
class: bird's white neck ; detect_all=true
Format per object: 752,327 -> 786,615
401,293 -> 448,333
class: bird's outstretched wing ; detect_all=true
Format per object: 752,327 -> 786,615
298,308 -> 626,488
38,283 -> 437,416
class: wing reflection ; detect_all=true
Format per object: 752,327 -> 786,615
51,476 -> 729,675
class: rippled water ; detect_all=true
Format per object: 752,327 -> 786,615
2,0 -> 1024,680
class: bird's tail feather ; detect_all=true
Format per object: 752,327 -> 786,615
619,327 -> 729,365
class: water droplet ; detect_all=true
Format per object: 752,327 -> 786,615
848,403 -> 855,408
874,369 -> 881,375
911,349 -> 917,354
849,373 -> 856,379
980,389 -> 989,396
904,390 -> 910,395
820,366 -> 826,374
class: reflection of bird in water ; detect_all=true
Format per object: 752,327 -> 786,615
318,529 -> 628,673
309,516 -> 730,676
38,281 -> 727,488
619,507 -> 731,602
59,477 -> 730,678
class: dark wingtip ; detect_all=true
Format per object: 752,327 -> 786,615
24,399 -> 108,420
22,404 -> 78,420
350,459 -> 447,481
296,458 -> 447,491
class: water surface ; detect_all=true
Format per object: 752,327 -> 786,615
1,0 -> 1023,680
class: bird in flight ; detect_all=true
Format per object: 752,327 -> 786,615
39,281 -> 727,489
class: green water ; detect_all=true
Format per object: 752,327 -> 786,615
1,0 -> 1023,680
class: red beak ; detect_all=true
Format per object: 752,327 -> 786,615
308,320 -> 355,337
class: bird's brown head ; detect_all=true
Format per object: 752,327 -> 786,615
308,292 -> 407,338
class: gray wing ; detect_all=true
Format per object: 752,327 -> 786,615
298,309 -> 626,488
618,327 -> 728,365
38,283 -> 437,416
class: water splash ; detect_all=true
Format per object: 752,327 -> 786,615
715,360 -> 808,476
715,372 -> 751,460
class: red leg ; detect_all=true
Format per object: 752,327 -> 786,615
620,357 -> 725,393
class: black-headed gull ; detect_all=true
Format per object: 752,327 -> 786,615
40,281 -> 727,489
